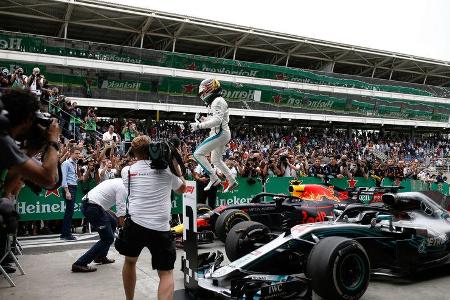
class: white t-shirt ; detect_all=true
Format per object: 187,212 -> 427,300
83,178 -> 127,217
102,131 -> 119,144
122,160 -> 183,231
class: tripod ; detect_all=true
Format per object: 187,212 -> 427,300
0,233 -> 25,287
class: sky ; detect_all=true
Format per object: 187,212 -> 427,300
101,0 -> 450,61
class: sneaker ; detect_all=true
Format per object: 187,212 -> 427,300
223,179 -> 239,193
71,264 -> 97,273
204,176 -> 221,191
94,257 -> 115,265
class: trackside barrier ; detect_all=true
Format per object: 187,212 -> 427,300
16,177 -> 449,221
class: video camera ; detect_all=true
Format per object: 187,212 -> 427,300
148,140 -> 186,177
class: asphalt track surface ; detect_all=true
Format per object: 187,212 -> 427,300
1,234 -> 449,300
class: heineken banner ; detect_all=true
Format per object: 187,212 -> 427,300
17,179 -> 97,221
171,181 -> 196,215
0,31 -> 436,98
214,177 -> 263,207
17,186 -> 86,222
15,176 -> 450,221
157,77 -> 450,122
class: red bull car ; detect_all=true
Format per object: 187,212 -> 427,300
171,182 -> 400,244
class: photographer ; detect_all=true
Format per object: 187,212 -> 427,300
71,177 -> 126,273
68,101 -> 82,140
122,121 -> 138,154
10,67 -> 27,90
267,156 -> 282,177
117,136 -> 186,300
0,89 -> 60,273
103,125 -> 120,146
0,68 -> 11,89
27,67 -> 45,97
84,107 -> 98,146
99,159 -> 117,182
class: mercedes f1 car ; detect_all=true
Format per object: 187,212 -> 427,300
191,192 -> 450,300
172,182 -> 402,244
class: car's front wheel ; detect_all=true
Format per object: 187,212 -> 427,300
215,209 -> 251,242
307,236 -> 370,300
225,221 -> 271,261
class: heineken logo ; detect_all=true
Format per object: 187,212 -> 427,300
276,74 -> 288,80
216,196 -> 253,206
0,37 -> 22,50
17,200 -> 81,215
222,89 -> 256,100
347,178 -> 358,188
94,53 -> 141,64
187,62 -> 197,70
273,95 -> 283,104
102,80 -> 141,90
45,188 -> 61,198
183,84 -> 197,94
201,65 -> 259,77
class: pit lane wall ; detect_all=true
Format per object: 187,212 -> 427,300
17,177 -> 450,221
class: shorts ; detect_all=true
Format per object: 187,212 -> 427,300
116,219 -> 176,270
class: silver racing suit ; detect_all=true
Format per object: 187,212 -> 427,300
193,96 -> 233,182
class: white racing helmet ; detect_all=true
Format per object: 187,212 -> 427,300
198,78 -> 222,105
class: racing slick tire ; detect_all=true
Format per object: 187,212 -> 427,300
215,209 -> 251,242
197,203 -> 212,215
306,236 -> 370,300
225,221 -> 271,262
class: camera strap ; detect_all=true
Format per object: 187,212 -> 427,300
0,169 -> 7,197
126,167 -> 130,217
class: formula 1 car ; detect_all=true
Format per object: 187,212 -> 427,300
191,191 -> 450,300
171,181 -> 401,244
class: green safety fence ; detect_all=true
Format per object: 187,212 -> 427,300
0,32 -> 439,98
16,176 -> 450,221
171,177 -> 264,214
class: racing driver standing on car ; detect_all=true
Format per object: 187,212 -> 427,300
190,78 -> 237,193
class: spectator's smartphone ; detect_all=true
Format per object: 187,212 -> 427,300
113,136 -> 117,142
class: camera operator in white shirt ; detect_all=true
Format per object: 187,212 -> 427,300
118,135 -> 186,300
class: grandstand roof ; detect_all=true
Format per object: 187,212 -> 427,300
0,0 -> 449,87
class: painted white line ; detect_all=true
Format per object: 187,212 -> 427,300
22,240 -> 98,249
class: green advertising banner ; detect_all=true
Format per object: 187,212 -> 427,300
381,177 -> 449,195
18,187 -> 77,222
157,77 -> 450,122
215,177 -> 263,207
170,178 -> 264,214
328,177 -> 377,190
17,179 -> 97,221
0,31 -> 437,98
16,176 -> 450,221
